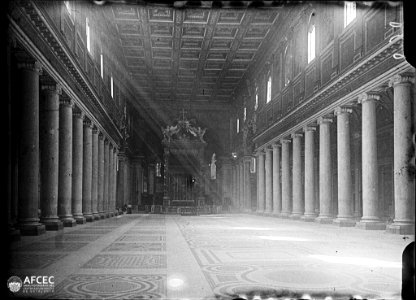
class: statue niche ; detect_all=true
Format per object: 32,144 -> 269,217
161,112 -> 207,214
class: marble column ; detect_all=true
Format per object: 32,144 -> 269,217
17,60 -> 46,235
291,133 -> 304,219
302,126 -> 317,221
113,148 -> 118,215
103,139 -> 109,217
72,107 -> 86,224
315,117 -> 333,223
39,82 -> 63,231
58,94 -> 76,227
82,117 -> 94,222
91,126 -> 100,220
356,92 -> 385,229
117,151 -> 126,212
235,162 -> 240,211
108,143 -> 114,217
280,140 -> 291,217
257,150 -> 265,213
264,147 -> 273,214
272,143 -> 281,216
387,74 -> 415,234
243,157 -> 252,212
239,161 -> 244,211
98,133 -> 105,218
334,107 -> 356,226
233,164 -> 237,211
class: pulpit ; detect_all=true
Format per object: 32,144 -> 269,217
161,113 -> 207,214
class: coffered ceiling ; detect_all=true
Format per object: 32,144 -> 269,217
107,5 -> 280,106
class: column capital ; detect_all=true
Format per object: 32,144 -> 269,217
389,73 -> 415,87
98,132 -> 104,140
59,94 -> 74,107
16,58 -> 42,73
41,82 -> 62,95
92,125 -> 99,134
317,116 -> 333,125
109,143 -> 114,150
272,142 -> 281,149
357,92 -> 380,104
303,126 -> 316,132
255,149 -> 265,156
83,117 -> 93,128
104,138 -> 109,145
334,107 -> 353,116
280,139 -> 291,145
113,146 -> 118,154
73,106 -> 84,119
291,133 -> 303,139
264,145 -> 273,152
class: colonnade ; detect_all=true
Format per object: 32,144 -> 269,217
243,73 -> 415,234
15,58 -> 119,235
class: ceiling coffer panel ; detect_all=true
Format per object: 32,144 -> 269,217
111,5 -> 280,105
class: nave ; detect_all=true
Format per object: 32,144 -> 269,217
8,214 -> 412,299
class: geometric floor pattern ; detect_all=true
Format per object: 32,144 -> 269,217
7,213 -> 414,299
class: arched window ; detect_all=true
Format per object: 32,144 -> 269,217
284,44 -> 293,87
100,53 -> 104,78
86,17 -> 91,53
344,2 -> 356,28
243,107 -> 247,122
254,86 -> 258,111
266,74 -> 272,103
236,118 -> 240,133
110,75 -> 114,98
307,15 -> 316,63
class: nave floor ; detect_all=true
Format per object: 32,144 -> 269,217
8,214 -> 414,300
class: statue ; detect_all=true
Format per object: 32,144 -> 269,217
210,153 -> 216,180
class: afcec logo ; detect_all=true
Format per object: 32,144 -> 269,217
7,275 -> 54,295
7,276 -> 22,293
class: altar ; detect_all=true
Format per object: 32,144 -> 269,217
161,112 -> 208,214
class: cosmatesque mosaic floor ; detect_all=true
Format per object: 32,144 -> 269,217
7,214 -> 414,300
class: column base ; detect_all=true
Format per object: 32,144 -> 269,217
41,219 -> 64,231
99,213 -> 106,219
93,213 -> 101,220
279,212 -> 291,218
19,223 -> 46,236
255,210 -> 264,215
271,212 -> 281,217
315,216 -> 333,224
62,219 -> 77,227
356,220 -> 386,230
301,214 -> 317,222
84,214 -> 94,222
74,216 -> 86,224
386,222 -> 415,235
8,228 -> 21,241
289,213 -> 303,219
333,218 -> 357,227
